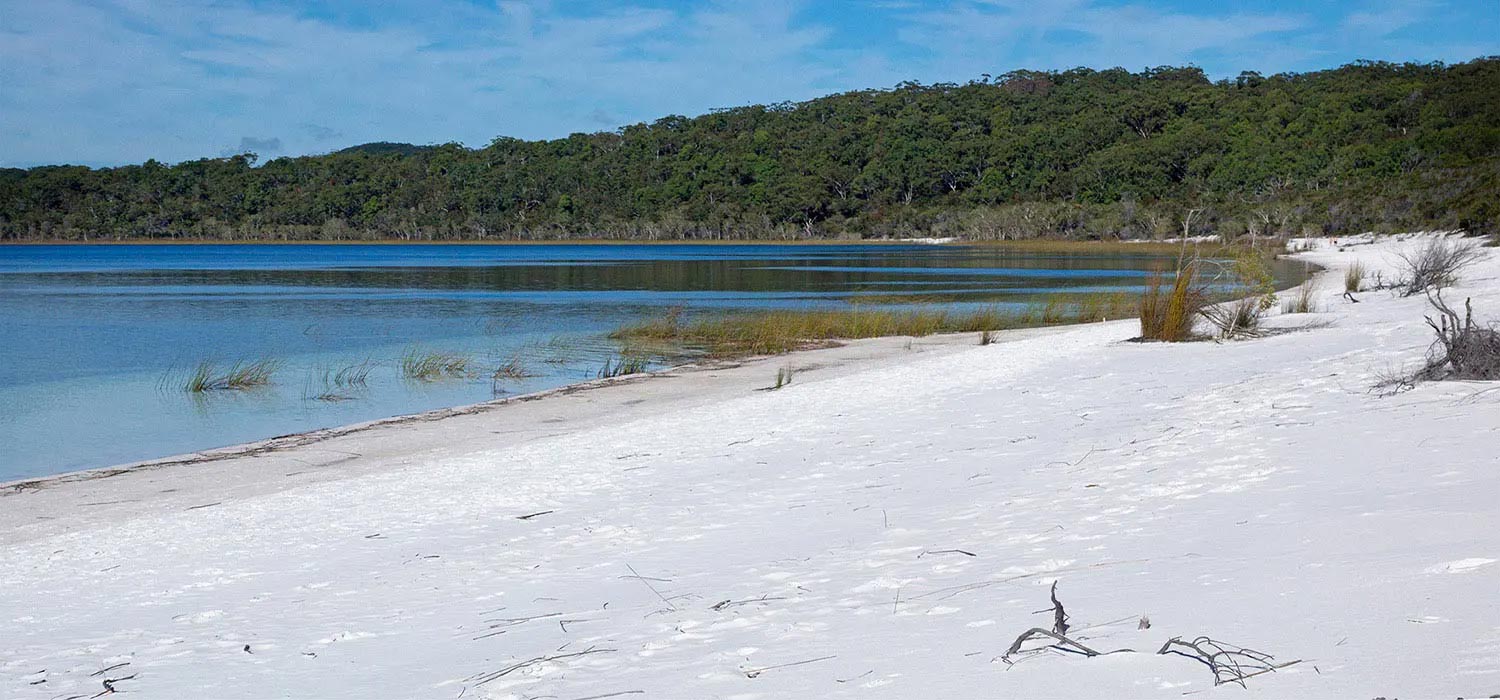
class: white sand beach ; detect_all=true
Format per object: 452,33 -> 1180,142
3,234 -> 1499,698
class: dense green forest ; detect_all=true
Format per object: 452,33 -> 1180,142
3,59 -> 1498,241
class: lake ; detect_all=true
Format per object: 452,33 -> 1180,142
0,243 -> 1300,481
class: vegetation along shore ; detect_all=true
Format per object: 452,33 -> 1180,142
3,60 -> 1496,242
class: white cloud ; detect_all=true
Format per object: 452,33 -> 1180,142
0,0 -> 1491,167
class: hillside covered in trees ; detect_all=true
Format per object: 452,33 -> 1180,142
3,59 -> 1497,241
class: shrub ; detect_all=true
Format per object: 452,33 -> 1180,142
1202,296 -> 1264,339
1423,293 -> 1500,380
1394,237 -> 1484,297
1139,263 -> 1206,342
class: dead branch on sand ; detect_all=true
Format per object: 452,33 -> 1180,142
1157,636 -> 1302,687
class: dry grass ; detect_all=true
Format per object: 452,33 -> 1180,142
1138,264 -> 1207,342
1344,261 -> 1367,293
612,306 -> 1019,358
183,358 -> 281,393
1281,283 -> 1318,314
962,238 -> 1287,258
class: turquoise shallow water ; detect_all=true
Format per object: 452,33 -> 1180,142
0,243 -> 1292,481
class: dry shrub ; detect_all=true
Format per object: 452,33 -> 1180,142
1423,293 -> 1500,380
1378,293 -> 1500,394
1395,237 -> 1484,297
1202,296 -> 1264,339
1139,263 -> 1206,341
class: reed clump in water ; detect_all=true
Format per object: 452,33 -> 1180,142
400,348 -> 473,381
306,359 -> 375,401
596,354 -> 650,379
183,358 -> 281,393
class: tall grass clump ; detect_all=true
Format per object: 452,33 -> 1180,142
400,348 -> 473,381
183,358 -> 281,393
596,354 -> 650,379
1344,261 -> 1367,293
611,306 -> 1019,358
1281,283 -> 1318,314
1138,264 -> 1206,342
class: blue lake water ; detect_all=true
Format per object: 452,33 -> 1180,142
0,243 -> 1290,481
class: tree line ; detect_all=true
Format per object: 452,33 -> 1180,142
2,58 -> 1497,242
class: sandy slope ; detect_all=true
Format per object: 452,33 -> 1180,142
2,234 -> 1498,699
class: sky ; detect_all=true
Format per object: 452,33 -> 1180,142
1,0 -> 1496,168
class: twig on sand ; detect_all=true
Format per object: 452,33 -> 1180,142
470,647 -> 615,686
1157,636 -> 1301,687
91,674 -> 138,697
516,510 -> 554,520
710,595 -> 787,611
571,691 -> 644,700
89,663 -> 129,677
917,549 -> 977,558
625,563 -> 676,611
743,655 -> 836,678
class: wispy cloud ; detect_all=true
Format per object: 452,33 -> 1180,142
0,0 -> 1493,167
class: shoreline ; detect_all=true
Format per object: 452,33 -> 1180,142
0,324 -> 1074,541
2,256 -> 1322,498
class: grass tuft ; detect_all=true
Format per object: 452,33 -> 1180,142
183,358 -> 281,393
400,348 -> 473,381
306,359 -> 375,401
1281,283 -> 1318,314
597,354 -> 650,379
772,364 -> 795,390
1138,263 -> 1206,342
1344,261 -> 1366,293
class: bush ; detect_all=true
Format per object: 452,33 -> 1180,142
1202,296 -> 1264,339
1139,263 -> 1206,342
1423,293 -> 1500,380
1395,237 -> 1484,297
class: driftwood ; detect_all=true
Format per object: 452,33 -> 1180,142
1157,636 -> 1301,687
1001,583 -> 1133,664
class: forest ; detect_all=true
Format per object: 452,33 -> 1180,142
2,58 -> 1497,241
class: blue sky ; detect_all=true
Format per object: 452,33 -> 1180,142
1,0 -> 1496,167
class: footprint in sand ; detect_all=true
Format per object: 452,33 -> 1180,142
1423,558 -> 1497,574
